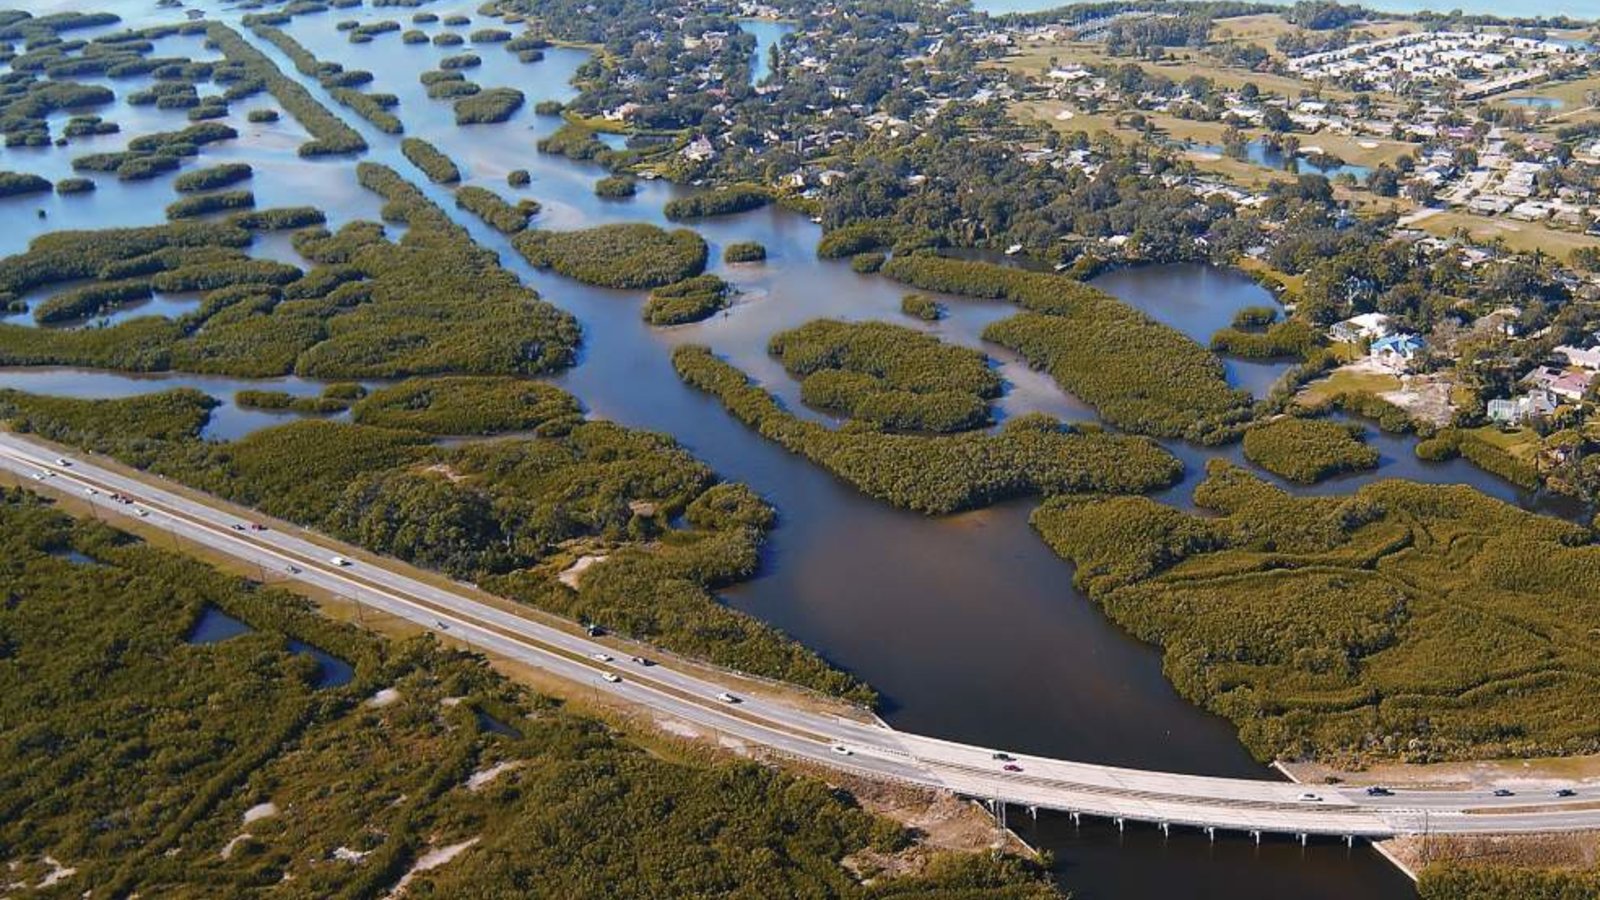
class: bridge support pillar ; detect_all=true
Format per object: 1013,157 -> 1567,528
1160,822 -> 1169,838
1206,827 -> 1215,843
1299,833 -> 1308,847
1115,818 -> 1124,833
1070,812 -> 1080,827
1251,830 -> 1261,845
1028,806 -> 1037,821
1345,835 -> 1354,848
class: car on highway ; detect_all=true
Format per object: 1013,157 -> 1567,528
831,745 -> 852,756
1298,793 -> 1322,802
592,653 -> 613,662
630,655 -> 652,666
250,523 -> 267,531
84,487 -> 97,496
584,623 -> 605,637
286,565 -> 302,575
991,752 -> 1013,761
1002,763 -> 1023,773
1493,788 -> 1515,797
134,508 -> 149,518
1556,789 -> 1578,798
1366,786 -> 1393,796
716,692 -> 740,704
55,458 -> 71,467
330,556 -> 351,567
602,673 -> 621,684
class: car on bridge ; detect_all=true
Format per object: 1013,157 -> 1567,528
1366,786 -> 1393,796
1557,789 -> 1578,797
832,745 -> 852,756
1493,788 -> 1515,797
592,653 -> 612,662
330,556 -> 351,567
602,673 -> 621,684
716,692 -> 740,704
55,458 -> 71,467
1298,793 -> 1322,802
1002,763 -> 1023,773
992,751 -> 1013,761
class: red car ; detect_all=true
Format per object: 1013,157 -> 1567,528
1002,764 -> 1023,773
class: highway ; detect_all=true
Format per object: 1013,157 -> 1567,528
5,429 -> 1599,842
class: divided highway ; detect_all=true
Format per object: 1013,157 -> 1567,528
4,429 -> 1598,842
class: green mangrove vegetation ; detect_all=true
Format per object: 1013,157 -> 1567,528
512,223 -> 707,289
663,184 -> 771,220
900,293 -> 943,321
882,255 -> 1251,442
0,170 -> 50,198
768,319 -> 1000,433
593,174 -> 636,198
0,387 -> 866,703
673,345 -> 1180,514
350,376 -> 581,435
1241,416 -> 1379,484
173,162 -> 253,193
643,274 -> 730,326
454,185 -> 536,234
454,86 -> 524,125
0,489 -> 1054,897
249,23 -> 403,134
166,189 -> 256,220
204,22 -> 367,156
723,240 -> 765,263
400,136 -> 461,184
1032,461 -> 1600,764
0,165 -> 577,379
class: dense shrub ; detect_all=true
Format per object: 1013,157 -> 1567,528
166,190 -> 255,220
1241,416 -> 1378,483
351,376 -> 581,434
400,137 -> 461,184
1033,460 -> 1600,763
593,174 -> 635,198
454,87 -> 522,124
1232,305 -> 1279,328
512,223 -> 706,289
900,293 -> 942,321
204,23 -> 366,156
850,251 -> 886,274
769,319 -> 1000,433
882,256 -> 1248,440
643,274 -> 729,326
33,279 -> 152,323
246,108 -> 279,123
723,241 -> 765,263
533,99 -> 563,116
664,184 -> 771,220
174,163 -> 253,193
439,52 -> 480,69
1418,866 -> 1600,900
0,170 -> 51,198
673,345 -> 1180,514
1210,319 -> 1320,358
54,176 -> 94,195
454,185 -> 534,233
507,168 -> 531,187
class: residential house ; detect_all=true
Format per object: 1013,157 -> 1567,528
1487,388 -> 1557,425
1330,312 -> 1393,343
1524,366 -> 1593,402
1371,333 -> 1425,371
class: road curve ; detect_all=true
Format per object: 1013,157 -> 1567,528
4,429 -> 1598,841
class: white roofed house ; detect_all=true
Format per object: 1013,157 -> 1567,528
1330,312 -> 1393,343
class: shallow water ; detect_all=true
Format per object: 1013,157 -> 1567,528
186,603 -> 355,687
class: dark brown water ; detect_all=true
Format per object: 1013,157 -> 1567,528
12,7 -> 1578,894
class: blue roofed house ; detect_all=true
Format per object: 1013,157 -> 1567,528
1371,333 -> 1425,372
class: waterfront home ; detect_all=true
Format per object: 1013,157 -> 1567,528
1524,366 -> 1593,402
1487,389 -> 1557,425
1556,345 -> 1600,372
1371,333 -> 1425,371
1331,312 -> 1392,343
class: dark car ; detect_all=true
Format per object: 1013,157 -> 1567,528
1556,789 -> 1578,798
1365,786 -> 1393,796
1493,788 -> 1515,797
992,752 -> 1012,761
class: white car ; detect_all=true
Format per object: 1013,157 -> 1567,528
134,508 -> 149,518
55,458 -> 71,467
602,672 -> 621,684
330,556 -> 351,567
592,653 -> 612,663
716,692 -> 740,704
1298,793 -> 1322,802
84,487 -> 98,496
831,745 -> 852,756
